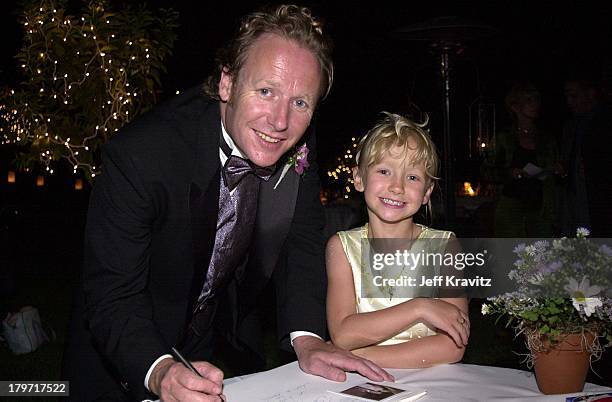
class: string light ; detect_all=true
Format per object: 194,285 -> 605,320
0,0 -> 178,181
325,135 -> 362,201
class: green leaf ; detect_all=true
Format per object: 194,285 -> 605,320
522,311 -> 539,322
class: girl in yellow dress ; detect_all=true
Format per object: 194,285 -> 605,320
326,113 -> 469,368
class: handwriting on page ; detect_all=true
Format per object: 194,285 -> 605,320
261,383 -> 362,402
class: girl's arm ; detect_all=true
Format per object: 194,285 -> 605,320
352,297 -> 468,368
326,235 -> 469,351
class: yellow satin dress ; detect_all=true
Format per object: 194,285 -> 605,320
337,223 -> 453,345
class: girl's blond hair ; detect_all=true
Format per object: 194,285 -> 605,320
355,112 -> 439,184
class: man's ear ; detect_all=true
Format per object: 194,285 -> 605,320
219,67 -> 233,102
422,182 -> 434,205
353,167 -> 365,192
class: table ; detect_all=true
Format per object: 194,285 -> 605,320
224,361 -> 612,401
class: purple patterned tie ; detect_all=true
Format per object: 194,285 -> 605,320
186,153 -> 274,341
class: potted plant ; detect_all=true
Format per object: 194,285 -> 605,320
481,228 -> 612,394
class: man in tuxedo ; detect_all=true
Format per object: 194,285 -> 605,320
63,5 -> 390,401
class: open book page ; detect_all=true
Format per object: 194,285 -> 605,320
223,361 -> 423,402
223,362 -> 612,401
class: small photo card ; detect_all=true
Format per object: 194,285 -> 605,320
328,382 -> 426,401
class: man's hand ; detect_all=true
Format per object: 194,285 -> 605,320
293,336 -> 394,383
149,357 -> 225,401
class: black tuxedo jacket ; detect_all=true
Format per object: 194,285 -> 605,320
63,86 -> 327,400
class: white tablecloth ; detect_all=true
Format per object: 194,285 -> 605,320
223,361 -> 612,401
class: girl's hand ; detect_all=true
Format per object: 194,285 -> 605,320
415,298 -> 470,347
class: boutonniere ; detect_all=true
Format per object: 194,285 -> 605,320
274,143 -> 310,189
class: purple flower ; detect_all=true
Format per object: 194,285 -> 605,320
600,244 -> 612,257
541,261 -> 562,274
293,143 -> 310,175
273,144 -> 310,190
513,243 -> 526,255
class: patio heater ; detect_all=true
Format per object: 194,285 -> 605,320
396,17 -> 496,227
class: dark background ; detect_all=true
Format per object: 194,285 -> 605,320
1,0 -> 610,179
0,0 -> 610,393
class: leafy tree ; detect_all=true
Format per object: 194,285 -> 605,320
0,0 -> 178,180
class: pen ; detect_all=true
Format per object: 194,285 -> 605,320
171,347 -> 226,401
171,347 -> 203,378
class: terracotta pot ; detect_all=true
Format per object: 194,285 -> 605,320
532,332 -> 594,395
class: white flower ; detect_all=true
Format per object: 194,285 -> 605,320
525,245 -> 536,256
576,227 -> 590,237
481,303 -> 491,315
528,273 -> 544,285
564,276 -> 603,317
534,240 -> 549,252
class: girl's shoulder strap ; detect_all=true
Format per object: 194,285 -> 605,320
416,223 -> 454,240
337,224 -> 368,250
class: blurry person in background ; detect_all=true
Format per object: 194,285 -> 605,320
560,76 -> 612,237
482,82 -> 559,237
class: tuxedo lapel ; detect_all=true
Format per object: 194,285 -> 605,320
247,163 -> 300,281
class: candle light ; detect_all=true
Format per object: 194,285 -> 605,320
7,171 -> 15,183
36,175 -> 45,186
75,178 -> 83,190
463,182 -> 478,197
